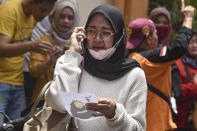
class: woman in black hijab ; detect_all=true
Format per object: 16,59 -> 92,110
45,4 -> 147,131
83,4 -> 140,80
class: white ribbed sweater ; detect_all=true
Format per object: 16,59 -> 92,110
45,50 -> 147,131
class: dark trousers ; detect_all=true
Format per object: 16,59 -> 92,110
23,72 -> 36,106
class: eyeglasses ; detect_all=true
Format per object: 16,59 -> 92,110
86,29 -> 114,41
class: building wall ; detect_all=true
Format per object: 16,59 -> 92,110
78,0 -> 149,28
113,0 -> 149,27
78,0 -> 113,26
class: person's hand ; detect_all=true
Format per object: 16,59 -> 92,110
85,97 -> 116,119
181,1 -> 195,19
31,40 -> 54,55
49,46 -> 63,64
69,27 -> 86,53
181,0 -> 196,28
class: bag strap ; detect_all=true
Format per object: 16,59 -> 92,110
148,84 -> 173,112
78,60 -> 84,91
31,80 -> 53,125
30,59 -> 84,127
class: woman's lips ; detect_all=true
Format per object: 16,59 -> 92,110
93,47 -> 104,51
62,25 -> 71,29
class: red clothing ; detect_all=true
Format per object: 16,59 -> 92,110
174,58 -> 197,128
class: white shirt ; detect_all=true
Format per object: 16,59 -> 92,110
45,50 -> 147,131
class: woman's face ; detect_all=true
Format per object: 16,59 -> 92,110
154,15 -> 169,26
188,35 -> 197,57
86,14 -> 114,51
57,7 -> 74,32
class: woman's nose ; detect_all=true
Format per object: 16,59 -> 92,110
63,17 -> 70,23
94,32 -> 103,42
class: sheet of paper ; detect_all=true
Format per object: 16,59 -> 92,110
59,91 -> 98,121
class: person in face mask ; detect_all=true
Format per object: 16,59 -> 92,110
45,4 -> 148,131
126,0 -> 195,130
149,7 -> 172,45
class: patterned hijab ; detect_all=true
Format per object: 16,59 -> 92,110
50,0 -> 80,49
82,5 -> 140,81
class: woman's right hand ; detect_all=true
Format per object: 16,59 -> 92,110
69,27 -> 86,53
181,0 -> 196,29
31,40 -> 54,55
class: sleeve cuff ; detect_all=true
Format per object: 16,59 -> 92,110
107,103 -> 122,121
64,50 -> 84,66
179,26 -> 193,35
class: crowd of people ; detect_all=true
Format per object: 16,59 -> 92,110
0,0 -> 196,130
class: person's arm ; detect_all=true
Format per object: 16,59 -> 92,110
45,50 -> 84,112
181,0 -> 195,29
179,80 -> 197,101
45,27 -> 86,112
0,3 -> 54,58
106,68 -> 147,131
0,34 -> 54,58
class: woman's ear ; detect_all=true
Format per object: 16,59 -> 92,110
146,35 -> 152,45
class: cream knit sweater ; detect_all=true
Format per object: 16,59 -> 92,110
45,50 -> 147,131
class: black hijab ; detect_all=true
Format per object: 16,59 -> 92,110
182,30 -> 197,69
83,4 -> 140,81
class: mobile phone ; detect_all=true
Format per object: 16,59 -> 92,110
78,38 -> 86,54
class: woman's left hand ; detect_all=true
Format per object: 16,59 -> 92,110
85,97 -> 116,119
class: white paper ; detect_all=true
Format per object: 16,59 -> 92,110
59,91 -> 98,121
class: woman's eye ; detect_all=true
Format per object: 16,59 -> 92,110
101,31 -> 111,36
59,15 -> 65,19
88,30 -> 96,34
68,15 -> 74,21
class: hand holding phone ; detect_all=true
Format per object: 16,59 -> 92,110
69,27 -> 86,53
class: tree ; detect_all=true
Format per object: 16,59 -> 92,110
149,0 -> 197,42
